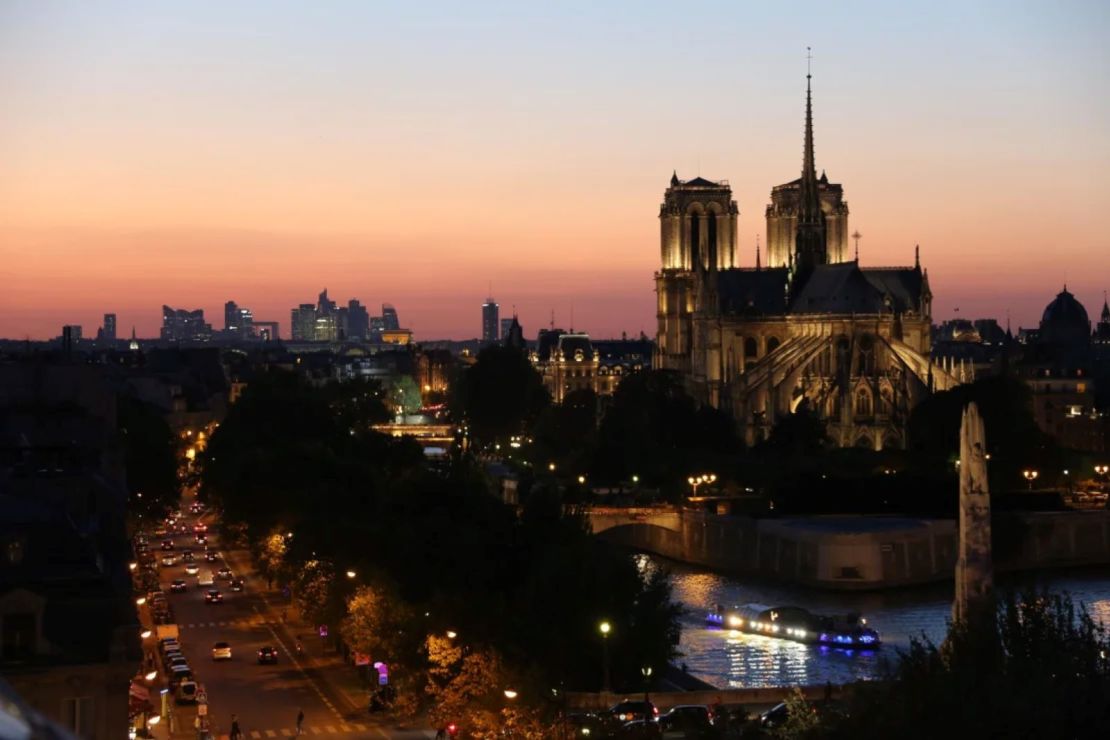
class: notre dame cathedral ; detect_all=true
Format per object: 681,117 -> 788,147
655,73 -> 959,449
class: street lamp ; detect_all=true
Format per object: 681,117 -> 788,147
631,475 -> 639,484
1023,469 -> 1039,491
144,670 -> 157,681
141,630 -> 152,639
135,597 -> 146,606
346,570 -> 357,579
598,621 -> 611,693
446,630 -> 457,639
578,474 -> 586,485
548,462 -> 556,472
640,666 -> 653,724
503,689 -> 518,700
688,473 -> 717,497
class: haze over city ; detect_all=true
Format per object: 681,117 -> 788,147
2,0 -> 1108,339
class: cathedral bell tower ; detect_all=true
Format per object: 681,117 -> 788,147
654,173 -> 738,374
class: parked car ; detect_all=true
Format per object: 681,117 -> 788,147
658,705 -> 713,732
175,680 -> 198,704
760,702 -> 789,729
609,701 -> 658,723
212,641 -> 232,660
169,665 -> 193,688
619,719 -> 662,738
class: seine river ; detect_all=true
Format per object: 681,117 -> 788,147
638,555 -> 1110,689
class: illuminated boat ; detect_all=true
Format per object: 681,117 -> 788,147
705,603 -> 880,648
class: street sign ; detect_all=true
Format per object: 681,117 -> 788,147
197,704 -> 207,717
196,684 -> 208,705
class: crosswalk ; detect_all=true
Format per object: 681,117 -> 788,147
242,724 -> 374,737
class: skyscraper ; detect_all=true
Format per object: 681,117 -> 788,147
101,313 -> 117,342
381,304 -> 400,331
291,304 -> 316,341
224,301 -> 254,339
482,297 -> 499,344
160,306 -> 211,342
346,299 -> 370,341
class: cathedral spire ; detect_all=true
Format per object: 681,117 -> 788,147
793,48 -> 827,279
915,244 -> 920,270
756,235 -> 762,270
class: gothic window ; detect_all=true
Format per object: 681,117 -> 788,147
855,435 -> 873,450
858,335 -> 876,375
767,337 -> 781,354
855,387 -> 873,416
744,338 -> 758,358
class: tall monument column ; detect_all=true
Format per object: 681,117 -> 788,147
953,401 -> 993,623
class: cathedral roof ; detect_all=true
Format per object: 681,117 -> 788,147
681,176 -> 727,188
787,263 -> 923,315
716,269 -> 790,315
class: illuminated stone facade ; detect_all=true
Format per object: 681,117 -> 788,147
655,75 -> 958,448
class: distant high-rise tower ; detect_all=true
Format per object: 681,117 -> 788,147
224,301 -> 254,339
102,313 -> 117,342
291,304 -> 316,341
160,306 -> 211,342
346,299 -> 370,341
381,304 -> 400,331
482,297 -> 500,344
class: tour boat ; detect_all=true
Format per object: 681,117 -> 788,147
706,603 -> 880,648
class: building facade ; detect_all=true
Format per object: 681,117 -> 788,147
656,74 -> 956,448
482,298 -> 500,344
160,306 -> 211,342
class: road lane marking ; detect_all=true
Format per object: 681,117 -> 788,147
309,727 -> 322,735
281,730 -> 293,737
250,732 -> 261,739
326,726 -> 337,734
265,731 -> 276,738
353,724 -> 367,731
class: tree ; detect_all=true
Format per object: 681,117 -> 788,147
342,581 -> 420,672
385,375 -> 422,416
827,591 -> 1110,739
293,559 -> 342,629
118,395 -> 179,521
454,345 -> 549,446
759,400 -> 830,457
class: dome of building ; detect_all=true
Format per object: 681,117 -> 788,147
1039,286 -> 1090,345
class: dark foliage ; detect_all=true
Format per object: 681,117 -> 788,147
452,345 -> 550,446
118,395 -> 179,520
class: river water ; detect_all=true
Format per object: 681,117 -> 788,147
638,555 -> 1110,689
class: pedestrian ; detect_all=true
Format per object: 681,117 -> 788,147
295,709 -> 304,736
230,714 -> 242,740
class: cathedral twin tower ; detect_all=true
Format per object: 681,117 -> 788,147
655,72 -> 943,450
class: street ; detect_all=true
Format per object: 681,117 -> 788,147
148,504 -> 433,739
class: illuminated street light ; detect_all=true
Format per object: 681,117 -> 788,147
548,462 -> 556,472
346,570 -> 357,579
141,630 -> 152,639
631,475 -> 639,484
503,689 -> 518,700
144,670 -> 157,681
148,716 -> 161,727
688,473 -> 717,497
135,597 -> 146,606
446,630 -> 458,639
577,475 -> 586,485
1023,469 -> 1039,491
129,562 -> 137,571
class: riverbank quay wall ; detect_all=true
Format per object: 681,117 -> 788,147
567,684 -> 848,712
588,508 -> 1110,590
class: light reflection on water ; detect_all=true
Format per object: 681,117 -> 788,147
637,554 -> 1110,689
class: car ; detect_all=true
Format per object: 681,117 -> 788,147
216,567 -> 233,580
158,637 -> 179,651
212,641 -> 232,660
257,645 -> 278,664
197,571 -> 215,587
166,655 -> 189,671
170,579 -> 188,593
230,577 -> 245,592
160,540 -> 174,551
204,589 -> 223,604
174,680 -> 198,705
160,643 -> 181,658
195,535 -> 208,546
609,701 -> 658,723
193,523 -> 208,534
161,554 -> 179,566
618,719 -> 662,738
182,550 -> 195,563
760,702 -> 789,729
189,503 -> 203,514
176,523 -> 189,534
169,665 -> 193,686
204,551 -> 219,563
184,564 -> 200,576
658,705 -> 713,731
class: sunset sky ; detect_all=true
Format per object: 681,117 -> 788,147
2,1 -> 1108,341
